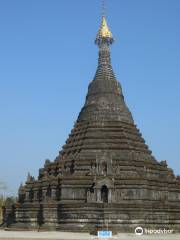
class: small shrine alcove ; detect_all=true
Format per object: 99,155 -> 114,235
101,185 -> 108,202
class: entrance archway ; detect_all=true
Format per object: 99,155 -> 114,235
101,185 -> 108,203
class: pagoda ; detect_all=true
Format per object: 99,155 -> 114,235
2,16 -> 180,233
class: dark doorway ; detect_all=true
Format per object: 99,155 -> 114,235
101,185 -> 108,203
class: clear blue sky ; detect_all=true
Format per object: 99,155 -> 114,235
0,0 -> 180,196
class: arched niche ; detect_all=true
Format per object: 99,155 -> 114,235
101,185 -> 108,202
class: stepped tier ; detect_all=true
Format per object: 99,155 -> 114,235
2,16 -> 180,233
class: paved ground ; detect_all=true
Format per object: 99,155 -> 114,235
0,230 -> 180,240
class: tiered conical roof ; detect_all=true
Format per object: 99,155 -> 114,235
60,16 -> 151,159
78,16 -> 133,124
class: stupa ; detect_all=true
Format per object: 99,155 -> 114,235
2,15 -> 180,233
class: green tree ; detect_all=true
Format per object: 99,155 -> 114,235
0,195 -> 5,224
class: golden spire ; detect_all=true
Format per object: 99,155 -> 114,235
97,16 -> 113,39
95,16 -> 114,45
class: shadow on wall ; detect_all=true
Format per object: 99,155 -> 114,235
37,204 -> 44,227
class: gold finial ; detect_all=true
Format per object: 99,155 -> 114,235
95,1 -> 114,45
96,16 -> 113,40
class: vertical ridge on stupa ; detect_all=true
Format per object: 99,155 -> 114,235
2,12 -> 180,234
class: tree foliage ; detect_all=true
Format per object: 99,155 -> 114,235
0,180 -> 16,224
0,195 -> 16,224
